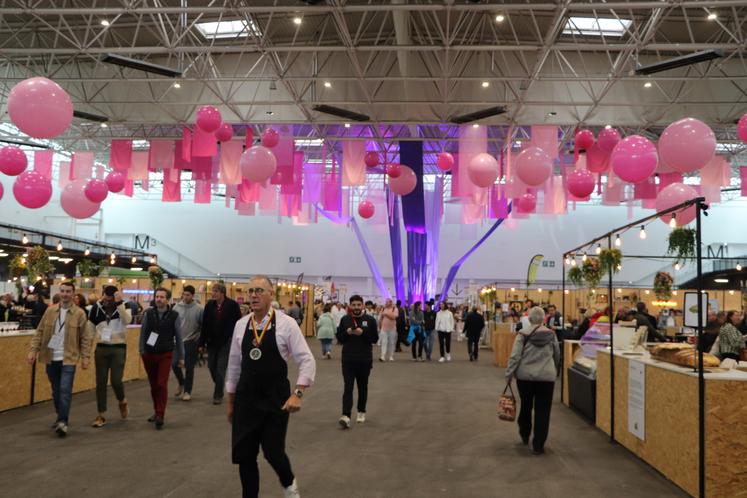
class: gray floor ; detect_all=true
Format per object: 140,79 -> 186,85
0,340 -> 688,498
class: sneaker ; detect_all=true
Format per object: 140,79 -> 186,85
50,420 -> 59,429
446,354 -> 452,362
55,422 -> 68,437
411,358 -> 418,362
356,413 -> 366,424
174,386 -> 183,398
338,415 -> 351,429
147,414 -> 157,423
91,415 -> 106,428
155,417 -> 164,430
326,352 -> 332,359
438,357 -> 445,363
119,400 -> 129,419
182,392 -> 192,401
532,448 -> 544,455
212,397 -> 223,405
388,357 -> 395,362
419,357 -> 425,362
379,357 -> 385,362
284,478 -> 301,498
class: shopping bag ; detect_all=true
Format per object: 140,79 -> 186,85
497,381 -> 516,421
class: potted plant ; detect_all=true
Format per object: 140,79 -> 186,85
148,266 -> 165,291
581,258 -> 602,289
667,228 -> 696,263
599,248 -> 623,275
567,267 -> 583,287
77,258 -> 99,278
653,272 -> 674,301
26,246 -> 54,283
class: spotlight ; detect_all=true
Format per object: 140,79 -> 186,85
100,123 -> 108,128
582,253 -> 588,262
173,82 -> 182,89
293,16 -> 303,25
132,279 -> 137,284
639,226 -> 647,239
617,289 -> 622,293
22,234 -> 28,245
100,20 -> 110,26
481,81 -> 490,88
323,81 -> 332,88
344,123 -> 351,128
615,234 -> 621,247
56,241 -> 63,251
495,14 -> 505,23
571,259 -> 577,267
182,279 -> 186,284
108,278 -> 113,283
645,290 -> 650,295
644,81 -> 652,88
538,288 -> 542,293
707,12 -> 717,21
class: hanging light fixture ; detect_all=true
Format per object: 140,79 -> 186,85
56,241 -> 63,251
571,259 -> 577,266
110,251 -> 116,260
737,263 -> 743,271
150,256 -> 156,264
674,262 -> 681,271
595,244 -> 602,255
84,247 -> 91,256
639,225 -> 647,239
669,213 -> 677,229
131,256 -> 137,263
615,234 -> 621,247
616,264 -> 622,271
22,234 -> 29,245
582,253 -> 588,262
564,255 -> 571,265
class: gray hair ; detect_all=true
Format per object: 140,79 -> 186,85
528,306 -> 546,325
250,275 -> 275,289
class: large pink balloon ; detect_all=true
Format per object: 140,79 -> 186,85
240,145 -> 277,183
358,201 -> 375,219
215,123 -> 234,142
84,178 -> 109,203
261,128 -> 279,148
389,165 -> 417,195
738,113 -> 747,143
575,129 -> 595,150
436,152 -> 454,172
597,128 -> 621,153
386,163 -> 402,178
586,144 -> 609,173
516,193 -> 537,214
515,146 -> 552,186
656,182 -> 698,226
567,169 -> 595,198
7,77 -> 73,139
12,171 -> 52,209
105,171 -> 126,193
0,181 -> 3,201
0,146 -> 28,176
467,153 -> 499,188
61,179 -> 101,219
610,135 -> 658,184
364,151 -> 380,168
196,105 -> 222,133
658,118 -> 716,173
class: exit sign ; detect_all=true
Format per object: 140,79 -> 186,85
289,257 -> 302,263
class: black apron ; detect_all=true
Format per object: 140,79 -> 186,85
231,313 -> 290,463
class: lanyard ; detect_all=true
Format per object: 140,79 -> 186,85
55,308 -> 67,335
251,310 -> 274,347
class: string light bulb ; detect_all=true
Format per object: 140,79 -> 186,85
737,263 -> 743,271
595,244 -> 602,255
615,234 -> 621,247
564,255 -> 571,265
131,256 -> 137,263
22,234 -> 29,245
571,259 -> 577,266
674,262 -> 681,271
616,264 -> 622,271
669,213 -> 677,228
84,247 -> 91,256
582,253 -> 588,262
56,241 -> 63,251
110,251 -> 116,260
639,225 -> 647,240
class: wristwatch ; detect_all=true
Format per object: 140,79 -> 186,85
293,389 -> 304,398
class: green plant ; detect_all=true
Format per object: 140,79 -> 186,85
77,258 -> 98,277
581,258 -> 602,289
148,266 -> 165,290
667,228 -> 696,262
567,267 -> 583,286
8,255 -> 26,279
599,248 -> 623,275
26,246 -> 54,282
653,271 -> 674,301
116,276 -> 127,287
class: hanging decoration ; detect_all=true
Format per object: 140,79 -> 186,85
386,163 -> 402,178
566,169 -> 595,198
597,127 -> 621,153
655,182 -> 698,226
599,248 -> 623,275
13,171 -> 53,209
195,105 -> 222,133
0,146 -> 28,176
574,129 -> 595,150
653,271 -> 674,301
436,152 -> 454,172
610,135 -> 658,184
389,165 -> 417,195
240,145 -> 277,183
567,266 -> 583,287
667,228 -> 697,262
61,179 -> 101,219
215,123 -> 234,143
581,257 -> 602,289
468,153 -> 499,188
105,171 -> 126,193
515,146 -> 552,186
7,77 -> 73,139
261,128 -> 280,148
364,151 -> 380,168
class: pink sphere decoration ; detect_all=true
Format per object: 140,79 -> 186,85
467,153 -> 499,188
610,135 -> 658,184
61,179 -> 101,219
566,169 -> 596,198
575,129 -> 595,150
12,171 -> 52,209
261,128 -> 279,148
215,123 -> 234,142
358,201 -> 375,219
105,171 -> 126,193
656,182 -> 698,226
386,163 -> 402,178
240,145 -> 277,183
516,193 -> 537,214
7,77 -> 73,139
515,146 -> 552,186
389,165 -> 417,195
364,151 -> 380,168
0,146 -> 28,176
436,152 -> 454,172
597,127 -> 621,153
738,113 -> 747,143
195,105 -> 222,133
84,178 -> 109,203
658,118 -> 716,173
0,181 -> 3,201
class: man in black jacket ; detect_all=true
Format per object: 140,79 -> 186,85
199,283 -> 242,404
423,302 -> 437,361
395,299 -> 408,351
464,307 -> 485,361
336,295 -> 379,429
634,302 -> 666,342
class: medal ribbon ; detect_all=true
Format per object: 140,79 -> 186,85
251,310 -> 275,347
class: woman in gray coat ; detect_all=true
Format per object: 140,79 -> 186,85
316,303 -> 337,359
505,306 -> 560,455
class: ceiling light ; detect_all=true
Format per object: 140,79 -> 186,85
634,49 -> 723,76
100,122 -> 108,128
714,278 -> 729,283
100,20 -> 110,27
49,255 -> 60,260
737,263 -> 743,271
101,53 -> 182,78
495,14 -> 505,23
481,81 -> 490,88
0,254 -> 7,258
547,111 -> 557,117
56,241 -> 63,251
74,110 -> 110,123
644,81 -> 652,88
84,247 -> 90,256
472,124 -> 480,128
344,123 -> 351,128
293,16 -> 303,25
22,234 -> 28,245
323,81 -> 332,88
639,225 -> 647,239
111,251 -> 116,259
265,110 -> 275,116
131,267 -> 142,272
563,16 -> 632,37
615,234 -> 621,247
173,82 -> 181,89
707,13 -> 717,21
605,124 -> 612,129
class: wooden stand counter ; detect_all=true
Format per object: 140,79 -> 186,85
596,349 -> 747,498
492,323 -> 515,367
561,340 -> 582,406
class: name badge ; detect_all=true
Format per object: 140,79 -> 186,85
362,321 -> 368,327
48,333 -> 64,350
102,325 -> 114,342
146,332 -> 159,346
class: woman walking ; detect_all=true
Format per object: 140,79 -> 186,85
435,302 -> 455,363
316,303 -> 336,359
505,306 -> 560,455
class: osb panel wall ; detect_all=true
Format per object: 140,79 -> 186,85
705,380 -> 747,498
0,335 -> 34,412
492,326 -> 515,368
596,352 -> 611,434
562,341 -> 582,406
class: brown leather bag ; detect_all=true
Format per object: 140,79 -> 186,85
498,381 -> 517,421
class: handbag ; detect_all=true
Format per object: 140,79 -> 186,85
497,381 -> 516,421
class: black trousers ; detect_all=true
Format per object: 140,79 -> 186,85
411,333 -> 424,359
342,362 -> 371,417
207,343 -> 230,399
516,379 -> 555,451
467,337 -> 479,359
437,331 -> 452,357
237,410 -> 294,498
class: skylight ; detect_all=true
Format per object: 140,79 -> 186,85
562,17 -> 632,37
195,20 -> 261,40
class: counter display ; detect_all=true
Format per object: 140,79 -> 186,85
491,323 -> 514,367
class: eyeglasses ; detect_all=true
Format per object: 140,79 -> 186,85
246,288 -> 268,296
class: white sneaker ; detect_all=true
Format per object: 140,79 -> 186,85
388,357 -> 395,362
338,415 -> 351,429
55,422 -> 68,437
438,357 -> 445,363
356,412 -> 366,424
284,478 -> 301,498
446,354 -> 452,362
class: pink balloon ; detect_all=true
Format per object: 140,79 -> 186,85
0,181 -> 3,201
196,105 -> 222,133
516,193 -> 537,214
738,113 -> 747,143
389,165 -> 417,195
575,129 -> 595,150
7,77 -> 73,139
597,127 -> 621,153
467,153 -> 499,188
240,145 -> 277,183
261,128 -> 279,148
358,200 -> 375,219
586,144 -> 609,173
386,163 -> 402,178
515,146 -> 552,186
658,118 -> 716,173
655,182 -> 698,226
61,179 -> 101,219
84,178 -> 109,203
364,151 -> 380,168
566,169 -> 595,198
436,152 -> 454,172
0,146 -> 28,176
215,123 -> 234,142
610,135 -> 658,184
105,171 -> 126,193
12,171 -> 52,209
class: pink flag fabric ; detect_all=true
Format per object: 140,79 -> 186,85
280,194 -> 301,218
194,180 -> 212,204
129,151 -> 150,180
323,157 -> 341,213
302,162 -> 323,204
342,141 -> 366,187
182,128 -> 192,162
602,177 -> 624,205
58,161 -> 72,188
270,127 -> 294,185
219,140 -> 244,185
190,156 -> 213,180
110,140 -> 133,172
700,155 -> 729,187
281,152 -> 304,195
124,179 -> 134,197
71,151 -> 94,180
239,180 -> 260,203
162,169 -> 181,202
658,172 -> 684,191
149,140 -> 174,171
245,128 -> 254,149
741,167 -> 747,197
259,184 -> 277,214
530,125 -> 558,160
33,150 -> 54,180
586,144 -> 609,173
192,127 -> 218,157
174,141 -> 190,170
634,177 -> 657,200
455,125 -> 486,197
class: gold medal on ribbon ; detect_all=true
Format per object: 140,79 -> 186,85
249,310 -> 274,361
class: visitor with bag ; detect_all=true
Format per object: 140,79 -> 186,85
504,306 -> 560,455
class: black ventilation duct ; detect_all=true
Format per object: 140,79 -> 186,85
449,106 -> 507,124
634,50 -> 724,76
101,53 -> 183,78
312,105 -> 370,122
74,110 -> 109,123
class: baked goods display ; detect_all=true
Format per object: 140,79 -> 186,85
648,343 -> 721,369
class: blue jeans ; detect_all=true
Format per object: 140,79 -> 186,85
320,338 -> 333,355
46,361 -> 76,424
424,330 -> 436,359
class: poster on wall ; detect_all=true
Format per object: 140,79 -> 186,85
683,292 -> 709,328
628,360 -> 646,441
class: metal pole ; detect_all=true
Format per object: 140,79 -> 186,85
561,255 -> 566,402
695,202 -> 705,498
29,361 -> 36,406
608,234 -> 615,443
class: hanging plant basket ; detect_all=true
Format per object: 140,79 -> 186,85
27,246 -> 54,282
567,267 -> 583,287
653,271 -> 674,301
77,258 -> 99,278
581,258 -> 602,289
9,255 -> 26,279
667,228 -> 696,262
599,248 -> 623,275
148,266 -> 165,290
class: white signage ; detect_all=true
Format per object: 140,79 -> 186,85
628,360 -> 646,441
684,292 -> 709,328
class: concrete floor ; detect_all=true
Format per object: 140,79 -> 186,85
0,340 -> 688,498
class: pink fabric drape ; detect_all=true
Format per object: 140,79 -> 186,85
658,172 -> 684,191
190,156 -> 213,180
259,184 -> 277,214
454,125 -> 486,197
342,141 -> 366,186
741,167 -> 747,197
124,179 -> 134,197
239,180 -> 260,203
71,151 -> 94,180
174,141 -> 190,169
634,177 -> 657,200
245,128 -> 254,149
162,169 -> 181,202
219,140 -> 244,185
33,150 -> 54,180
302,162 -> 323,204
700,155 -> 730,187
280,194 -> 301,218
530,125 -> 558,160
461,202 -> 483,224
110,140 -> 133,172
323,157 -> 341,213
58,161 -> 72,188
129,151 -> 150,180
586,144 -> 609,173
270,127 -> 294,185
281,152 -> 304,195
192,127 -> 218,157
602,176 -> 624,205
149,140 -> 174,171
182,128 -> 192,162
194,180 -> 212,204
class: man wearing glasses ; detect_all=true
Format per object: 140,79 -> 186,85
225,276 -> 316,498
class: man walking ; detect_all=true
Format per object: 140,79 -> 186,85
464,307 -> 486,362
89,285 -> 132,428
226,276 -> 316,498
27,281 -> 93,437
336,295 -> 379,428
200,283 -> 241,405
395,299 -> 408,352
435,301 -> 455,363
423,301 -> 437,361
378,299 -> 398,362
173,285 -> 203,401
139,287 -> 184,429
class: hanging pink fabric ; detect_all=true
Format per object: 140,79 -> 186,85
239,180 -> 260,203
280,194 -> 301,218
530,125 -> 558,160
323,157 -> 341,213
602,177 -> 624,205
741,167 -> 747,196
124,179 -> 134,197
174,141 -> 190,169
190,156 -> 212,180
270,127 -> 294,185
658,172 -> 684,192
149,140 -> 174,171
58,161 -> 72,188
33,150 -> 54,180
245,128 -> 254,149
224,185 -> 238,208
110,140 -> 133,172
701,185 -> 721,204
71,151 -> 94,180
551,175 -> 567,214
194,180 -> 212,204
259,184 -> 277,214
342,141 -> 366,186
454,125 -> 485,198
487,186 -> 501,219
219,140 -> 244,185
236,199 -> 256,216
341,189 -> 351,218
129,151 -> 150,180
162,169 -> 181,202
192,126 -> 218,157
700,155 -> 729,187
586,144 -> 609,172
634,177 -> 657,200
281,151 -> 304,195
461,202 -> 483,224
302,162 -> 323,204
182,127 -> 192,162
642,199 -> 657,209
165,167 -> 180,183
542,176 -> 555,214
